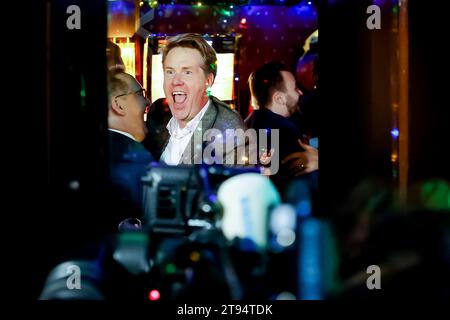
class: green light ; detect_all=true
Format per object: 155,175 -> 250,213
217,8 -> 233,17
420,180 -> 450,210
116,232 -> 149,248
165,263 -> 177,274
80,75 -> 86,107
392,5 -> 399,15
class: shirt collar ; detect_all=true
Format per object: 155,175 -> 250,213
108,128 -> 137,141
166,99 -> 211,136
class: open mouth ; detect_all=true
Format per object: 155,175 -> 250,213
172,91 -> 187,104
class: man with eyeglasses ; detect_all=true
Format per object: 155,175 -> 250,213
107,70 -> 154,230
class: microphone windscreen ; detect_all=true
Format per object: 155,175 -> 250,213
218,173 -> 281,250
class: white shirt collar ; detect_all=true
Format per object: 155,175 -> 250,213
166,99 -> 211,138
160,100 -> 211,165
108,128 -> 137,141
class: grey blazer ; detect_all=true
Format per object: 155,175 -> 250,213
163,96 -> 249,165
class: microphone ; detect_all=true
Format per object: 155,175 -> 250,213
217,173 -> 281,250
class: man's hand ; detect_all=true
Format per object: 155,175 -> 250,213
281,139 -> 318,176
259,148 -> 276,176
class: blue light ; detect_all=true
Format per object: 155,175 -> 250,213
108,0 -> 134,15
391,128 -> 400,138
208,194 -> 218,203
223,19 -> 227,23
297,200 -> 312,218
234,76 -> 239,81
298,218 -> 323,300
308,1 -> 312,4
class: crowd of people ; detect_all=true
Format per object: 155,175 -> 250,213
43,33 -> 447,300
107,33 -> 320,230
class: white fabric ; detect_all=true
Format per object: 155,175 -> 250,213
160,100 -> 211,165
108,128 -> 137,141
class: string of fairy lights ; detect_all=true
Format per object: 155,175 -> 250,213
139,0 -> 317,10
137,0 -> 317,33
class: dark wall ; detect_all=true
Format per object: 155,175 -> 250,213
320,0 -> 381,214
26,0 -> 109,299
408,1 -> 449,183
319,0 -> 449,215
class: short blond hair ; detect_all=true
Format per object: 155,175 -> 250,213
161,33 -> 218,80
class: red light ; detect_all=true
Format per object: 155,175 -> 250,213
148,289 -> 160,300
240,18 -> 247,24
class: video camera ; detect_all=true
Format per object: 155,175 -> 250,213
40,164 -> 269,300
142,163 -> 260,236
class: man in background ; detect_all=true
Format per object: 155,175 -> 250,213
246,61 -> 318,193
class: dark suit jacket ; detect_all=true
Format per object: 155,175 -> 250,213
245,108 -> 307,195
142,98 -> 172,161
145,96 -> 248,165
108,130 -> 154,228
245,108 -> 304,161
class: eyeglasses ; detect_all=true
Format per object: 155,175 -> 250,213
116,88 -> 147,99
